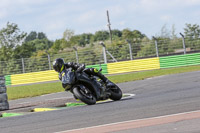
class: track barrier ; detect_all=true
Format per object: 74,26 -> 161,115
3,53 -> 200,86
0,76 -> 9,111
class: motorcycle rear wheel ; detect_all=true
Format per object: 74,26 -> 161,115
73,87 -> 96,105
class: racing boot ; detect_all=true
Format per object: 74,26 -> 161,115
96,72 -> 107,82
96,72 -> 113,89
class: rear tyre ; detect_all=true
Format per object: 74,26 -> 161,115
108,84 -> 122,101
73,87 -> 96,105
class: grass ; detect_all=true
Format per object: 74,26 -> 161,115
109,65 -> 200,83
7,65 -> 200,100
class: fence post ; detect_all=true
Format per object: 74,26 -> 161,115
0,75 -> 9,111
73,47 -> 79,63
126,40 -> 133,60
180,33 -> 186,54
106,51 -> 117,62
21,58 -> 25,73
47,54 -> 51,70
153,36 -> 159,57
99,42 -> 107,64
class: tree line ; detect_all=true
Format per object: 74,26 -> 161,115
0,22 -> 200,74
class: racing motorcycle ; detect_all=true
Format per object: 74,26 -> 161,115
61,68 -> 122,105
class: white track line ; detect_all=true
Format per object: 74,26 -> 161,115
55,109 -> 200,133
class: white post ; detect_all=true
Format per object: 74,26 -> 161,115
21,58 -> 25,73
100,42 -> 107,64
180,33 -> 186,54
47,54 -> 51,70
153,36 -> 159,57
126,40 -> 133,60
73,47 -> 79,63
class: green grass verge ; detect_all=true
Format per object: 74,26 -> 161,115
109,65 -> 200,83
7,65 -> 200,100
7,82 -> 63,100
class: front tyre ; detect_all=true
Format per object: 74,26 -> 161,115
73,87 -> 96,105
108,84 -> 122,101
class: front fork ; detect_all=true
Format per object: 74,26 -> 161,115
98,80 -> 111,100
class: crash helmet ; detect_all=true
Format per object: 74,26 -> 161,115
53,58 -> 64,72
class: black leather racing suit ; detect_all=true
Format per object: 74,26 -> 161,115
59,62 -> 108,82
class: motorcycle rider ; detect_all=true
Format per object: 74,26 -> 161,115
52,58 -> 111,89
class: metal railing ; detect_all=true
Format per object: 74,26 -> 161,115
1,36 -> 200,75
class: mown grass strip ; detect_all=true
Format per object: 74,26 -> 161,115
65,102 -> 86,107
7,65 -> 200,100
1,113 -> 23,118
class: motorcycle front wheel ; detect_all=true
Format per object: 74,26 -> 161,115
73,86 -> 96,105
108,84 -> 122,101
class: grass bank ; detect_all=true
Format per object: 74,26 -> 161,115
7,65 -> 200,100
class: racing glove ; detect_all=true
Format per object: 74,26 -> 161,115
76,64 -> 85,73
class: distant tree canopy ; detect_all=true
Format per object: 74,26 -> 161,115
122,28 -> 145,41
63,29 -> 74,41
25,31 -> 37,42
93,30 -> 109,42
184,23 -> 200,39
18,32 -> 53,58
0,22 -> 26,61
0,24 -> 53,60
1,21 -> 200,75
112,29 -> 122,38
25,31 -> 47,42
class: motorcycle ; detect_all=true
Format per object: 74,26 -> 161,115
61,68 -> 122,105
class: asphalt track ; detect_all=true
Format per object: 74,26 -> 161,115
0,71 -> 200,133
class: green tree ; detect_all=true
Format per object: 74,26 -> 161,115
122,28 -> 134,40
25,31 -> 37,42
14,38 -> 53,59
0,22 -> 26,61
25,31 -> 47,42
13,42 -> 35,58
122,29 -> 146,57
34,39 -> 53,51
69,35 -> 81,46
76,33 -> 93,47
184,23 -> 200,50
184,23 -> 200,39
60,29 -> 75,48
132,30 -> 145,39
137,38 -> 157,58
159,24 -> 170,38
154,24 -> 178,55
122,29 -> 145,41
93,30 -> 109,41
50,39 -> 63,53
63,29 -> 74,41
112,29 -> 122,37
112,29 -> 122,40
171,24 -> 177,39
38,32 -> 47,39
